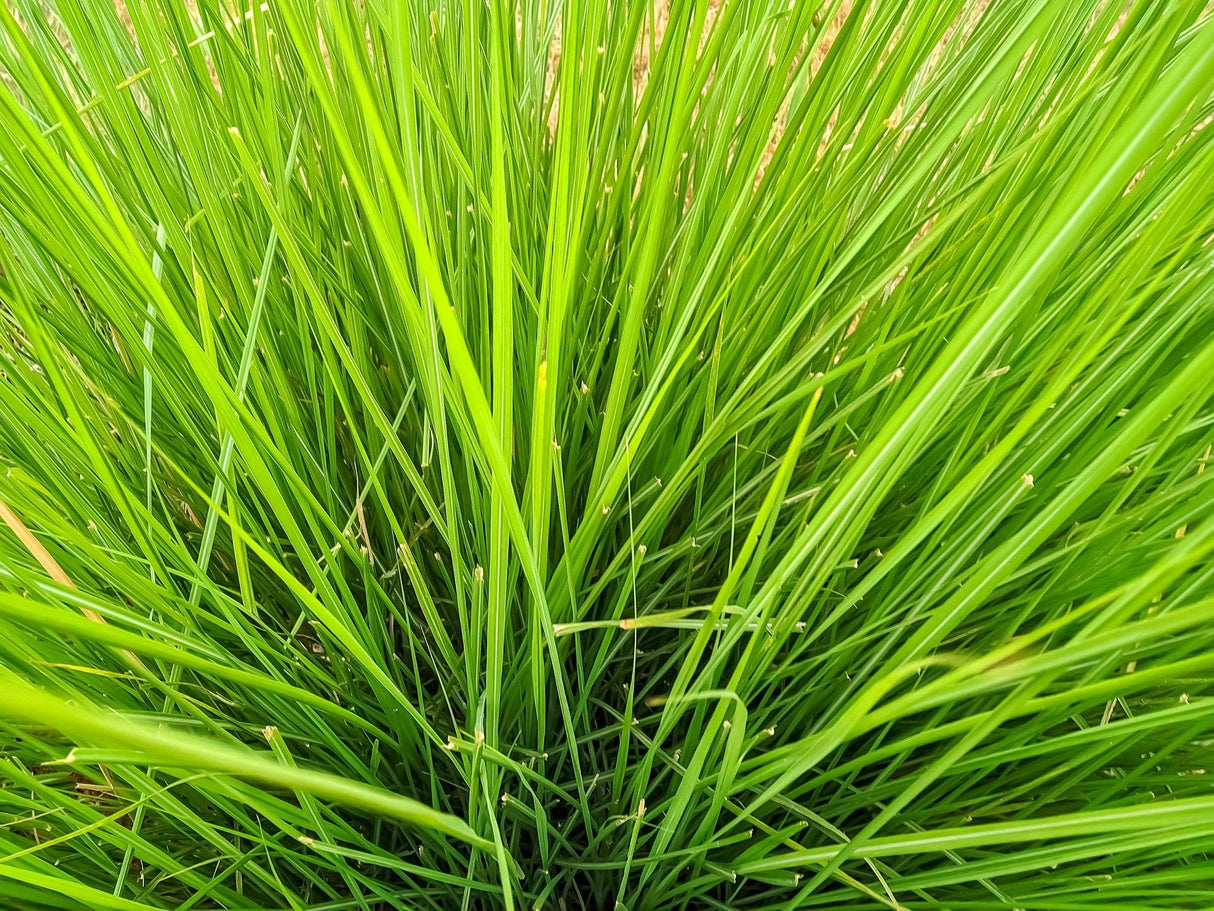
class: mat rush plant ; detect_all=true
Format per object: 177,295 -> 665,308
2,0 -> 1214,907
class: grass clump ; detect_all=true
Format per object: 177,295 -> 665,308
1,0 -> 1214,907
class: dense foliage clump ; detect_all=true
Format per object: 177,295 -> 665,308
1,0 -> 1213,908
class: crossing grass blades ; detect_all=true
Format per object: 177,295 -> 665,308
1,0 -> 1214,908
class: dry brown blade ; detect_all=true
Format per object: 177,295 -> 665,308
0,500 -> 151,800
0,499 -> 147,669
0,499 -> 94,605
